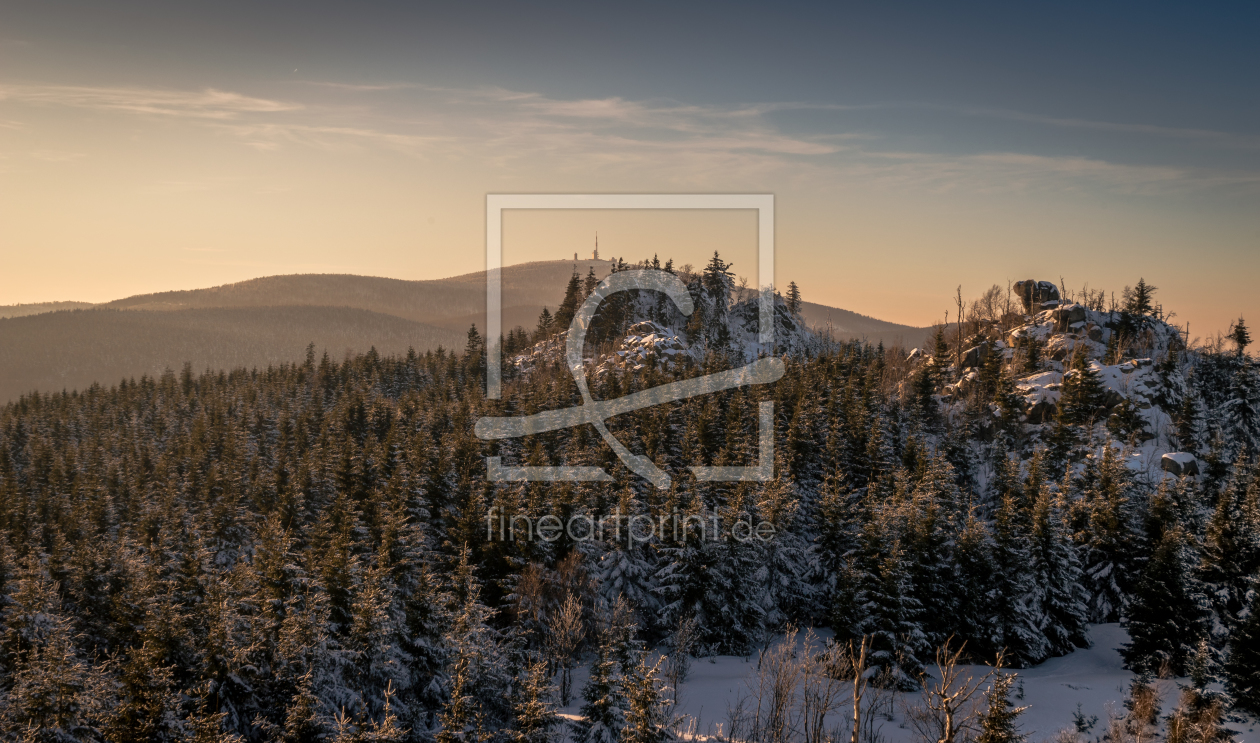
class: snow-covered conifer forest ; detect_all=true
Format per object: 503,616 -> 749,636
0,256 -> 1257,741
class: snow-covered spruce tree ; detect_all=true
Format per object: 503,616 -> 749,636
993,366 -> 1025,443
909,365 -> 941,432
1154,343 -> 1188,412
952,510 -> 997,655
689,251 -> 734,354
1222,360 -> 1260,458
511,658 -> 558,743
1028,485 -> 1089,656
0,557 -> 105,739
437,548 -> 512,743
905,455 -> 965,648
1198,459 -> 1260,637
653,491 -> 711,637
259,592 -> 345,743
864,410 -> 897,488
1224,590 -> 1260,715
1121,528 -> 1205,676
347,560 -> 414,727
193,565 -> 267,736
1077,444 -> 1140,623
756,473 -> 812,628
622,654 -> 676,743
990,494 -> 1048,665
571,631 -> 627,743
377,477 -> 447,729
1060,351 -> 1107,426
856,539 -> 927,689
595,485 -> 659,620
813,476 -> 862,624
1045,410 -> 1079,471
706,487 -> 770,654
101,638 -> 184,743
655,488 -> 766,656
976,663 -> 1028,743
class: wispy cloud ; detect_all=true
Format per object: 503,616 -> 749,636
234,122 -> 455,152
3,79 -> 1257,195
951,105 -> 1260,149
0,84 -> 300,119
849,150 -> 1260,196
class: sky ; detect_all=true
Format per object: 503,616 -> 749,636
1,1 -> 1257,337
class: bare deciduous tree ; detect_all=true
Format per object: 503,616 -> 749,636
902,639 -> 990,743
725,631 -> 879,743
848,636 -> 869,743
547,594 -> 585,706
665,615 -> 700,705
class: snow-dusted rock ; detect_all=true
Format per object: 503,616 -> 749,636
1014,279 -> 1060,313
1161,452 -> 1199,477
1055,304 -> 1088,330
962,343 -> 989,369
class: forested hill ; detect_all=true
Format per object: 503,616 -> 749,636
0,260 -> 928,403
0,267 -> 1256,740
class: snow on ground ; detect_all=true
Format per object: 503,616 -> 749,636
559,625 -> 1254,743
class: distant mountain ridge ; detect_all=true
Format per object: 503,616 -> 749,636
0,301 -> 96,319
0,261 -> 930,401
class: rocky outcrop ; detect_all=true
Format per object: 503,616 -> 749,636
1161,452 -> 1199,477
961,343 -> 990,369
1053,304 -> 1088,332
1015,280 -> 1061,314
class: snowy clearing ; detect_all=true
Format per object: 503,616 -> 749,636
563,624 -> 1255,743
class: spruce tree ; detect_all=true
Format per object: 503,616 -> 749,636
993,366 -> 1025,439
512,658 -> 558,743
1199,463 -> 1260,634
572,634 -> 626,743
1029,486 -> 1089,656
553,270 -> 584,332
535,307 -> 554,340
438,549 -> 511,743
1229,316 -> 1252,357
1222,362 -> 1260,457
622,654 -> 675,743
976,666 -> 1028,743
952,511 -> 996,655
857,540 -> 927,689
1061,352 -> 1106,425
1024,334 -> 1043,372
1224,591 -> 1260,715
932,325 -> 952,374
786,282 -> 802,316
991,495 -> 1049,665
1080,445 -> 1138,623
1124,278 -> 1157,317
979,346 -> 1004,400
1175,391 -> 1208,456
0,558 -> 104,738
1121,528 -> 1204,676
584,267 -> 600,298
596,494 -> 659,617
698,252 -> 734,352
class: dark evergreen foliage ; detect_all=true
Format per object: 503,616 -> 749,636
0,264 -> 1258,735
